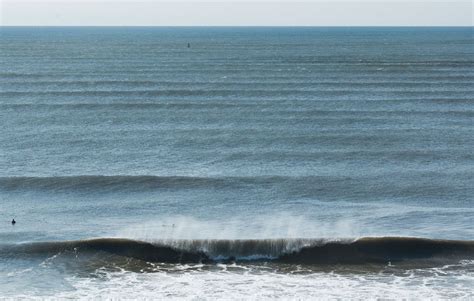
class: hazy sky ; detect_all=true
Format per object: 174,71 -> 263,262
1,0 -> 472,26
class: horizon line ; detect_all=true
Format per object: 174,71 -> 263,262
2,25 -> 473,27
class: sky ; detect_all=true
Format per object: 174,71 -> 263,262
1,0 -> 472,26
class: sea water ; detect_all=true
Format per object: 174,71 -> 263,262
0,27 -> 473,299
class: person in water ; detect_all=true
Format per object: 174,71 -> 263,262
11,219 -> 16,225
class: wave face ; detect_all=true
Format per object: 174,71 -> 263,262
2,237 -> 473,266
277,237 -> 474,264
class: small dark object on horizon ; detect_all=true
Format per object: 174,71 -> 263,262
187,43 -> 191,48
11,219 -> 16,225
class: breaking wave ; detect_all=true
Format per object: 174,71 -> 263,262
2,237 -> 473,265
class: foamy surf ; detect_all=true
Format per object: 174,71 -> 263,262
60,261 -> 474,300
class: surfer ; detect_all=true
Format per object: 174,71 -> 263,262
11,219 -> 16,225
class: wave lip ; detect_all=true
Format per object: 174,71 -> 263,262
2,237 -> 474,266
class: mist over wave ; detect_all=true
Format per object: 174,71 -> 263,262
115,215 -> 363,241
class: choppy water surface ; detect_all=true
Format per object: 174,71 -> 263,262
0,27 -> 473,298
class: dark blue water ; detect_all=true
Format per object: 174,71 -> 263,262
0,27 -> 473,298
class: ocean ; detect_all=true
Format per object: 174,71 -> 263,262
0,27 -> 473,299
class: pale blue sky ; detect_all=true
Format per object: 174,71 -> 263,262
1,0 -> 472,26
